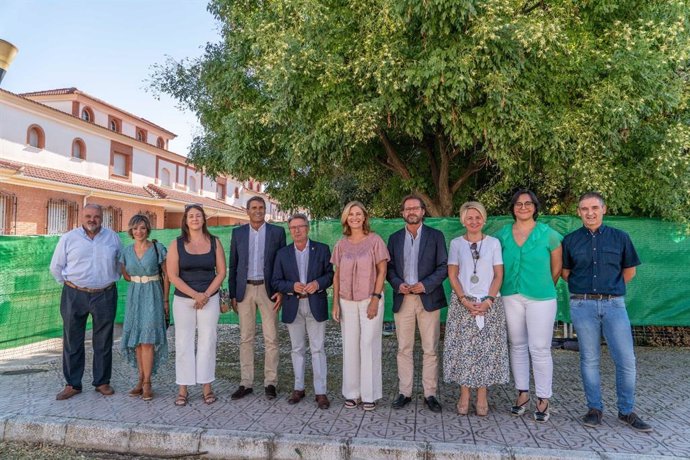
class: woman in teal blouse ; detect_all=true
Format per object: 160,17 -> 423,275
496,190 -> 562,423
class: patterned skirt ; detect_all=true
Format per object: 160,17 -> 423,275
443,292 -> 509,387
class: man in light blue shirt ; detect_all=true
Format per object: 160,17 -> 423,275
50,204 -> 122,400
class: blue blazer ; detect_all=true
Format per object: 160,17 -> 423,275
387,224 -> 448,313
271,240 -> 334,323
228,223 -> 286,301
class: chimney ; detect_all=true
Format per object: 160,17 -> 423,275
0,39 -> 19,85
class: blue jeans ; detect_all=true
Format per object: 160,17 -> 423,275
570,297 -> 636,414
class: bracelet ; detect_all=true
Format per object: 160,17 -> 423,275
371,292 -> 382,299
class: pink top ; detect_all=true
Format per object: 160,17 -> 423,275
331,233 -> 390,301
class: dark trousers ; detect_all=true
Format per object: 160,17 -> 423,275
60,284 -> 117,389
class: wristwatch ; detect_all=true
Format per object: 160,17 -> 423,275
371,292 -> 382,299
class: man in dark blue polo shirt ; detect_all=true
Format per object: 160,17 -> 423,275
562,192 -> 651,432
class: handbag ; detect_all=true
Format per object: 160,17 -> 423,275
151,240 -> 170,328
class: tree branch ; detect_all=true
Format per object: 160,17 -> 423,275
376,129 -> 412,180
450,157 -> 489,194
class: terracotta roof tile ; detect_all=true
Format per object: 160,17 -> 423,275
0,158 -> 154,198
147,184 -> 246,213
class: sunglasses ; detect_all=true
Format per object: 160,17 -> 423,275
185,203 -> 204,210
470,242 -> 480,260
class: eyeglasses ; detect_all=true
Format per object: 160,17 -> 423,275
403,206 -> 422,212
288,224 -> 308,231
470,242 -> 480,260
514,201 -> 534,209
185,203 -> 203,210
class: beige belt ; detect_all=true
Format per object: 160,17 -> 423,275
130,275 -> 161,283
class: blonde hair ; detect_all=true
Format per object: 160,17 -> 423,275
459,201 -> 488,223
340,201 -> 371,236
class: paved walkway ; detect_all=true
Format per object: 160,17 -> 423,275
0,324 -> 688,459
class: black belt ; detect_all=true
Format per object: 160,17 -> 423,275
247,279 -> 264,286
295,293 -> 309,299
570,293 -> 620,301
65,281 -> 115,294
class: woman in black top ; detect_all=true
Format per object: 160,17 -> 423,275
167,204 -> 226,406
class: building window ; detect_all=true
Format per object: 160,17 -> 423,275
112,153 -> 128,176
81,107 -> 94,123
216,183 -> 226,200
26,124 -> 46,149
0,192 -> 17,235
110,141 -> 133,180
108,115 -> 121,133
139,210 -> 157,228
156,137 -> 165,149
188,176 -> 197,193
46,199 -> 79,235
101,206 -> 122,232
136,128 -> 147,142
255,181 -> 261,192
234,187 -> 240,199
160,168 -> 171,187
71,138 -> 86,160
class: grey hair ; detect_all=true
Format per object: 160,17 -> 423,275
288,213 -> 309,225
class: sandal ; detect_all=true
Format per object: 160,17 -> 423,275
362,402 -> 376,411
142,382 -> 153,401
128,379 -> 143,397
174,393 -> 188,407
203,390 -> 217,405
511,390 -> 530,416
344,399 -> 359,409
534,398 -> 550,423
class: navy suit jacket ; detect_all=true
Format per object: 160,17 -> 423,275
228,222 -> 286,301
272,240 -> 334,323
387,224 -> 448,313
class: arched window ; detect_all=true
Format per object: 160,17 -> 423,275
71,138 -> 86,160
26,124 -> 46,149
108,116 -> 121,133
156,137 -> 165,149
160,168 -> 171,187
136,129 -> 146,142
81,107 -> 94,122
234,187 -> 240,199
188,176 -> 197,193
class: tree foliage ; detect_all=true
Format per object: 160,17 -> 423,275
151,0 -> 690,219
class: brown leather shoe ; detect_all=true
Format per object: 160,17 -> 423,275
287,389 -> 305,404
315,394 -> 330,410
95,384 -> 114,396
56,385 -> 81,400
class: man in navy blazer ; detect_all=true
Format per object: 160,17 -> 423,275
272,213 -> 334,409
228,196 -> 286,400
387,195 -> 448,412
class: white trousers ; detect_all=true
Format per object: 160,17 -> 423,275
340,297 -> 384,402
286,299 -> 327,394
503,293 -> 556,398
173,294 -> 220,385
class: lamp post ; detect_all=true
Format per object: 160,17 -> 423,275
0,39 -> 19,85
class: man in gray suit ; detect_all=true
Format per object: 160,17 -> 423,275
228,196 -> 287,400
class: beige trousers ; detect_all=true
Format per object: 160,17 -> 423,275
238,284 -> 279,387
394,294 -> 441,397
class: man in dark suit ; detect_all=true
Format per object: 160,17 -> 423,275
228,196 -> 287,400
387,195 -> 448,412
272,213 -> 334,409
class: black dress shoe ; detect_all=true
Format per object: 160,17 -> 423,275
231,385 -> 253,400
265,384 -> 277,400
583,408 -> 602,427
392,393 -> 412,409
424,396 -> 442,413
618,412 -> 653,432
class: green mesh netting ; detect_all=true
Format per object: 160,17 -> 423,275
1,216 -> 688,350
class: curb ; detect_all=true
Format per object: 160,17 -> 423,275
0,414 -> 673,459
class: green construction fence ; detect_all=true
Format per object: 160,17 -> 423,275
1,216 -> 689,351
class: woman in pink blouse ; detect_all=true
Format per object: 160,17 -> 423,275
331,201 -> 390,411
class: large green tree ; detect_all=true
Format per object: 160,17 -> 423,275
152,0 -> 690,219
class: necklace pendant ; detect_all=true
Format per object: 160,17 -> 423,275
470,274 -> 479,284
